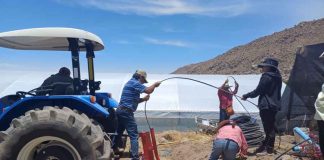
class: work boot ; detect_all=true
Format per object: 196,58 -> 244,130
113,147 -> 125,154
266,147 -> 275,154
254,145 -> 266,154
131,156 -> 140,160
256,147 -> 275,156
256,150 -> 267,156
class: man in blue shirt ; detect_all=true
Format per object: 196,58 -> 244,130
114,70 -> 161,159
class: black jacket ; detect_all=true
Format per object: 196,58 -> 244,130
37,73 -> 73,95
243,71 -> 282,111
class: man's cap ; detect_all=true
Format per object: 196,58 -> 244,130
136,70 -> 148,83
257,57 -> 279,69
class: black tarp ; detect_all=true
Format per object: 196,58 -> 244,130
276,43 -> 324,133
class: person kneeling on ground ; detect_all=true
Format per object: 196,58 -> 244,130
209,120 -> 248,160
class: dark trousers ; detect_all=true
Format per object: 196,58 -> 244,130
260,109 -> 277,148
318,120 -> 324,157
219,109 -> 230,122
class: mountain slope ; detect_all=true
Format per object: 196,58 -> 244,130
173,18 -> 324,80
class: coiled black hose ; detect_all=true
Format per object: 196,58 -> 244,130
232,115 -> 264,146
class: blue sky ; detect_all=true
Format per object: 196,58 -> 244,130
0,0 -> 324,74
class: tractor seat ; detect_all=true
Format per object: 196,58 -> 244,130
36,82 -> 74,96
51,82 -> 74,95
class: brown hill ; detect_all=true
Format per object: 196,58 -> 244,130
173,18 -> 324,81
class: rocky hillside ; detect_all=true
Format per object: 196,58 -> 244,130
173,18 -> 324,81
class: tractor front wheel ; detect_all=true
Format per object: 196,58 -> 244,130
0,107 -> 112,160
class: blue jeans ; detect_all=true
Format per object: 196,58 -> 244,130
209,139 -> 239,160
115,109 -> 139,160
219,109 -> 230,122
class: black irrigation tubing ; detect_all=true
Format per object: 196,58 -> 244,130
274,138 -> 311,160
144,100 -> 152,131
144,76 -> 259,130
160,77 -> 258,107
227,76 -> 252,117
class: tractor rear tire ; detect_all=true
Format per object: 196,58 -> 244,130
0,107 -> 112,160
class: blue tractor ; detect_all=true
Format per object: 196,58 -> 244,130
0,28 -> 125,160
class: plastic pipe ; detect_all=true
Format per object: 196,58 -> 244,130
293,127 -> 312,144
292,127 -> 316,152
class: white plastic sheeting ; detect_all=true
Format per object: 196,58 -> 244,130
0,71 -> 286,120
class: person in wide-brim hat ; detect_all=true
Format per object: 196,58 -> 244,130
242,57 -> 282,155
257,57 -> 279,69
209,120 -> 248,160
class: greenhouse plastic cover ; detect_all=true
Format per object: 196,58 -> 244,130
0,71 -> 286,120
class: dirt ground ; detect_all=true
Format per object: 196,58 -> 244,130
122,130 -> 321,160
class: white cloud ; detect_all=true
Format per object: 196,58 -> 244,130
54,0 -> 250,17
144,37 -> 190,47
162,27 -> 185,33
0,63 -> 21,69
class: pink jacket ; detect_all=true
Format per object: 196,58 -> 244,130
215,125 -> 248,155
218,84 -> 238,109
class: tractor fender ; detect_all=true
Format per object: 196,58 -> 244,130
95,92 -> 118,108
0,95 -> 110,131
0,101 -> 3,115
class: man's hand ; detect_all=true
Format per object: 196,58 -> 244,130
225,79 -> 229,83
145,81 -> 161,94
143,94 -> 150,101
154,81 -> 161,87
238,153 -> 247,160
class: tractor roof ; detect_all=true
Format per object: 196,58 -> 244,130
0,27 -> 104,51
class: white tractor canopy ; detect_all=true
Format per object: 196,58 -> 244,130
0,28 -> 104,51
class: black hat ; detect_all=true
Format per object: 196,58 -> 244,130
257,58 -> 279,69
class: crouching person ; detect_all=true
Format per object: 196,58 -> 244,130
209,120 -> 248,160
